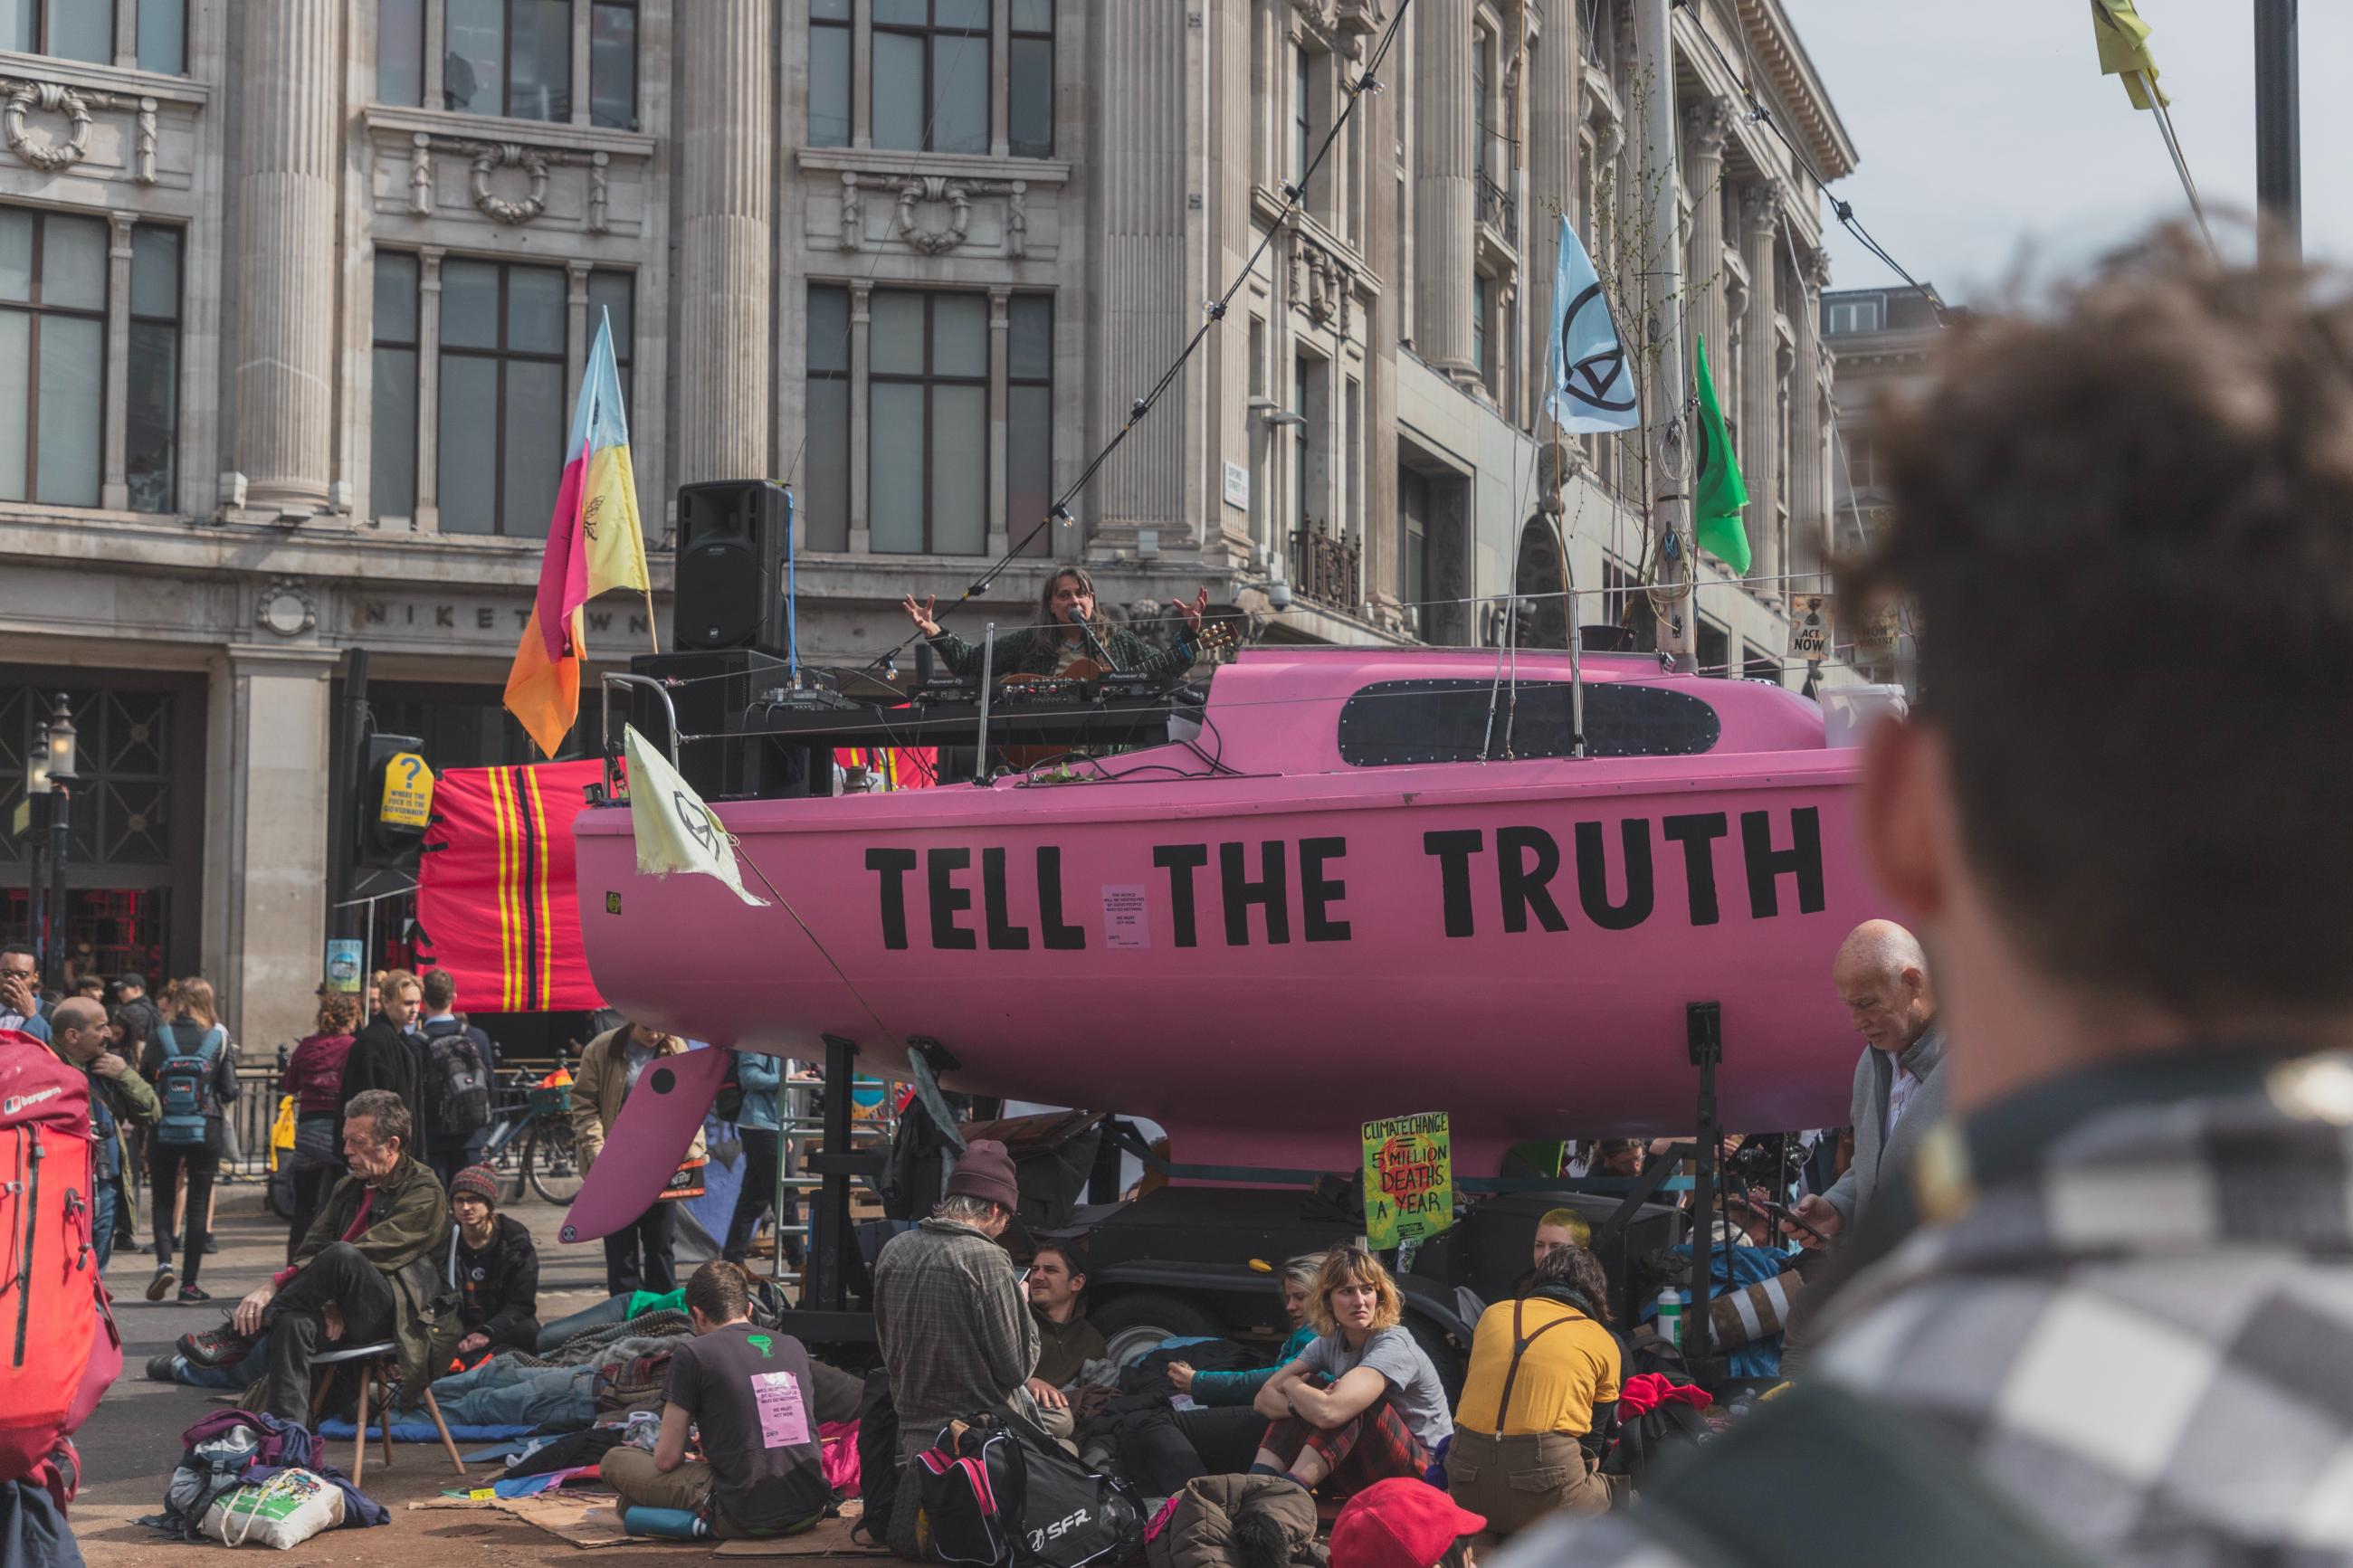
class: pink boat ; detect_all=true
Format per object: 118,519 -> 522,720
574,646 -> 1889,1172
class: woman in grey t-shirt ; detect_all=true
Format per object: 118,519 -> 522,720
1252,1247 -> 1453,1494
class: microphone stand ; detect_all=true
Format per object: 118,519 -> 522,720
1072,609 -> 1115,670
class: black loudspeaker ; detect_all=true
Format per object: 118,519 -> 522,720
674,480 -> 790,652
626,649 -> 795,800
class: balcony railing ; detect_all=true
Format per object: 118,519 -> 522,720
1291,517 -> 1361,613
1475,169 -> 1517,244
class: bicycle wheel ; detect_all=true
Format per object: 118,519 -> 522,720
524,1119 -> 586,1206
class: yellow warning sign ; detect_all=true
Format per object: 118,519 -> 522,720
380,752 -> 435,830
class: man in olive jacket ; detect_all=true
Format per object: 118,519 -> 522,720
177,1088 -> 458,1420
570,1022 -> 707,1297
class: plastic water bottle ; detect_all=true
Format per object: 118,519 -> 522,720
1654,1287 -> 1684,1349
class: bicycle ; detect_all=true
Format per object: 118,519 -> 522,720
481,1064 -> 586,1206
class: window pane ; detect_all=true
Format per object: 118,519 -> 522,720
41,216 -> 104,312
872,0 -> 924,24
138,0 -> 186,73
868,383 -> 925,553
370,344 -> 417,519
1012,0 -> 1051,32
376,0 -> 423,102
811,0 -> 849,15
587,271 -> 632,359
437,356 -> 499,533
929,33 -> 987,154
129,227 -> 179,319
373,252 -> 418,342
442,260 -> 500,348
46,0 -> 108,62
1009,37 -> 1052,158
929,385 -> 986,555
0,3 -> 31,52
870,290 -> 924,375
0,311 -> 24,500
35,314 -> 101,506
807,284 -> 848,375
934,0 -> 987,29
0,211 -> 30,304
505,265 -> 565,355
871,29 -> 924,151
510,0 -> 572,121
126,318 -> 176,513
443,0 -> 503,115
590,2 -> 636,128
503,358 -> 566,536
930,293 -> 985,379
1008,385 -> 1051,556
805,379 -> 848,552
1008,295 -> 1050,381
808,23 -> 850,148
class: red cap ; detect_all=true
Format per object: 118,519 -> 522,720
1329,1478 -> 1487,1568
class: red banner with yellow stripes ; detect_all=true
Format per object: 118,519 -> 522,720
415,760 -> 607,1012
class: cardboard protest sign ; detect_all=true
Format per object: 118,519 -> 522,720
1361,1112 -> 1454,1250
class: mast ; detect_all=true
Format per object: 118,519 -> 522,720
1634,0 -> 1694,671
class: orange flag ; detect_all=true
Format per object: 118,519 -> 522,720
505,605 -> 584,759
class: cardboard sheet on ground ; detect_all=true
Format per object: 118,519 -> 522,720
710,1504 -> 883,1556
560,1044 -> 733,1243
491,1489 -> 645,1547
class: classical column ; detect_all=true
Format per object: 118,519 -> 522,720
1681,98 -> 1733,394
1414,0 -> 1475,375
675,0 -> 773,483
1740,181 -> 1782,596
1527,2 -> 1578,419
233,0 -> 340,510
102,213 -> 132,510
1789,244 -> 1830,584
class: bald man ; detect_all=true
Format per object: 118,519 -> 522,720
1785,920 -> 1948,1250
47,994 -> 159,1273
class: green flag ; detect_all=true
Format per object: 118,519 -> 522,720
1691,334 -> 1750,575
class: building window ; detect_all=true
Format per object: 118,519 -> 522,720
1007,294 -> 1053,554
126,227 -> 180,515
371,253 -> 420,522
805,284 -> 850,551
1009,0 -> 1053,158
1698,618 -> 1729,677
426,0 -> 635,127
586,266 -> 634,409
869,289 -> 987,555
588,1 -> 637,128
809,0 -> 853,148
437,258 -> 568,536
872,0 -> 989,156
138,0 -> 186,73
1293,44 -> 1312,190
1472,273 -> 1489,379
1825,297 -> 1882,335
1472,28 -> 1491,180
1344,375 -> 1362,551
0,209 -> 106,507
1398,464 -> 1429,613
380,0 -> 426,104
3,2 -> 109,64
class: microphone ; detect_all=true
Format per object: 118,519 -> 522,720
1070,604 -> 1114,666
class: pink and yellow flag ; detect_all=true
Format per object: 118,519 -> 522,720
505,313 -> 651,757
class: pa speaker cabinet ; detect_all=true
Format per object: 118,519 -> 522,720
626,648 -> 793,800
674,480 -> 791,652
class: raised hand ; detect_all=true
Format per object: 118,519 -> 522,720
900,594 -> 941,637
1169,587 -> 1210,631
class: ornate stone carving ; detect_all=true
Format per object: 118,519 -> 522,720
467,141 -> 551,225
1006,180 -> 1028,259
1288,224 -> 1360,339
408,132 -> 433,215
587,151 -> 611,233
1682,97 -> 1734,163
1743,179 -> 1782,238
839,172 -> 862,252
895,176 -> 972,254
3,81 -> 95,173
255,578 -> 318,638
135,97 -> 157,184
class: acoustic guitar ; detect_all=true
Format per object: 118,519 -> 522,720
992,620 -> 1238,768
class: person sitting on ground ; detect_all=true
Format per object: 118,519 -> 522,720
444,1164 -> 540,1362
1157,1251 -> 1328,1480
1638,1192 -> 1802,1380
1332,1478 -> 1488,1568
1252,1247 -> 1453,1497
176,1088 -> 455,1424
1027,1242 -> 1108,1398
874,1138 -> 1065,1559
281,991 -> 359,1264
602,1259 -> 832,1539
1448,1244 -> 1619,1534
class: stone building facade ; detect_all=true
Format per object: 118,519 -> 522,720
0,0 -> 1853,1049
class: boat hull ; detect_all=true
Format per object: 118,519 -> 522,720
575,748 -> 1886,1170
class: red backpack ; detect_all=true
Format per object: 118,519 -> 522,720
0,1027 -> 119,1489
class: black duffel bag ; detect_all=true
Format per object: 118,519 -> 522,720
916,1407 -> 1144,1568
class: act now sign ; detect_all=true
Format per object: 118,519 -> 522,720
1362,1111 -> 1453,1250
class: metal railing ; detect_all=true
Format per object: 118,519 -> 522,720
1475,169 -> 1518,243
1290,517 -> 1362,613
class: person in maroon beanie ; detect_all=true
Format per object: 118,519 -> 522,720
1331,1478 -> 1488,1568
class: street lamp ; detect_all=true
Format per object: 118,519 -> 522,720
41,693 -> 74,993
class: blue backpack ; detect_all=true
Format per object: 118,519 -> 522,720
156,1022 -> 224,1146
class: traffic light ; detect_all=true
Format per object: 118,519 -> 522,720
357,733 -> 433,869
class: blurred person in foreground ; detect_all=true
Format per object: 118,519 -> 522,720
1495,237 -> 2353,1567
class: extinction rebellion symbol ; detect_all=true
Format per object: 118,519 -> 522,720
673,789 -> 719,857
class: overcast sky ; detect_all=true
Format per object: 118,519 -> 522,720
1778,1 -> 2353,303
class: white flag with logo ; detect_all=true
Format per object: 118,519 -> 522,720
623,724 -> 767,908
1544,215 -> 1641,434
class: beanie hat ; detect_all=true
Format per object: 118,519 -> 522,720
943,1138 -> 1020,1212
1329,1479 -> 1485,1568
450,1165 -> 502,1209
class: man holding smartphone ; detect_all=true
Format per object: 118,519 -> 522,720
0,944 -> 51,1041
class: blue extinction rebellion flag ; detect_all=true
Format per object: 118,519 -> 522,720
1544,215 -> 1640,434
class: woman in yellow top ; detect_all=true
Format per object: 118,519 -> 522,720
1447,1243 -> 1620,1533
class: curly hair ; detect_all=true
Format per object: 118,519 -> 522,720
1306,1246 -> 1405,1337
1529,1242 -> 1614,1325
1847,232 -> 2353,1015
314,993 -> 361,1035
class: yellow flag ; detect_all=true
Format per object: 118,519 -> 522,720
624,725 -> 768,908
2091,0 -> 2168,109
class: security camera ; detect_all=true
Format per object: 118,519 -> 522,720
1267,580 -> 1292,611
